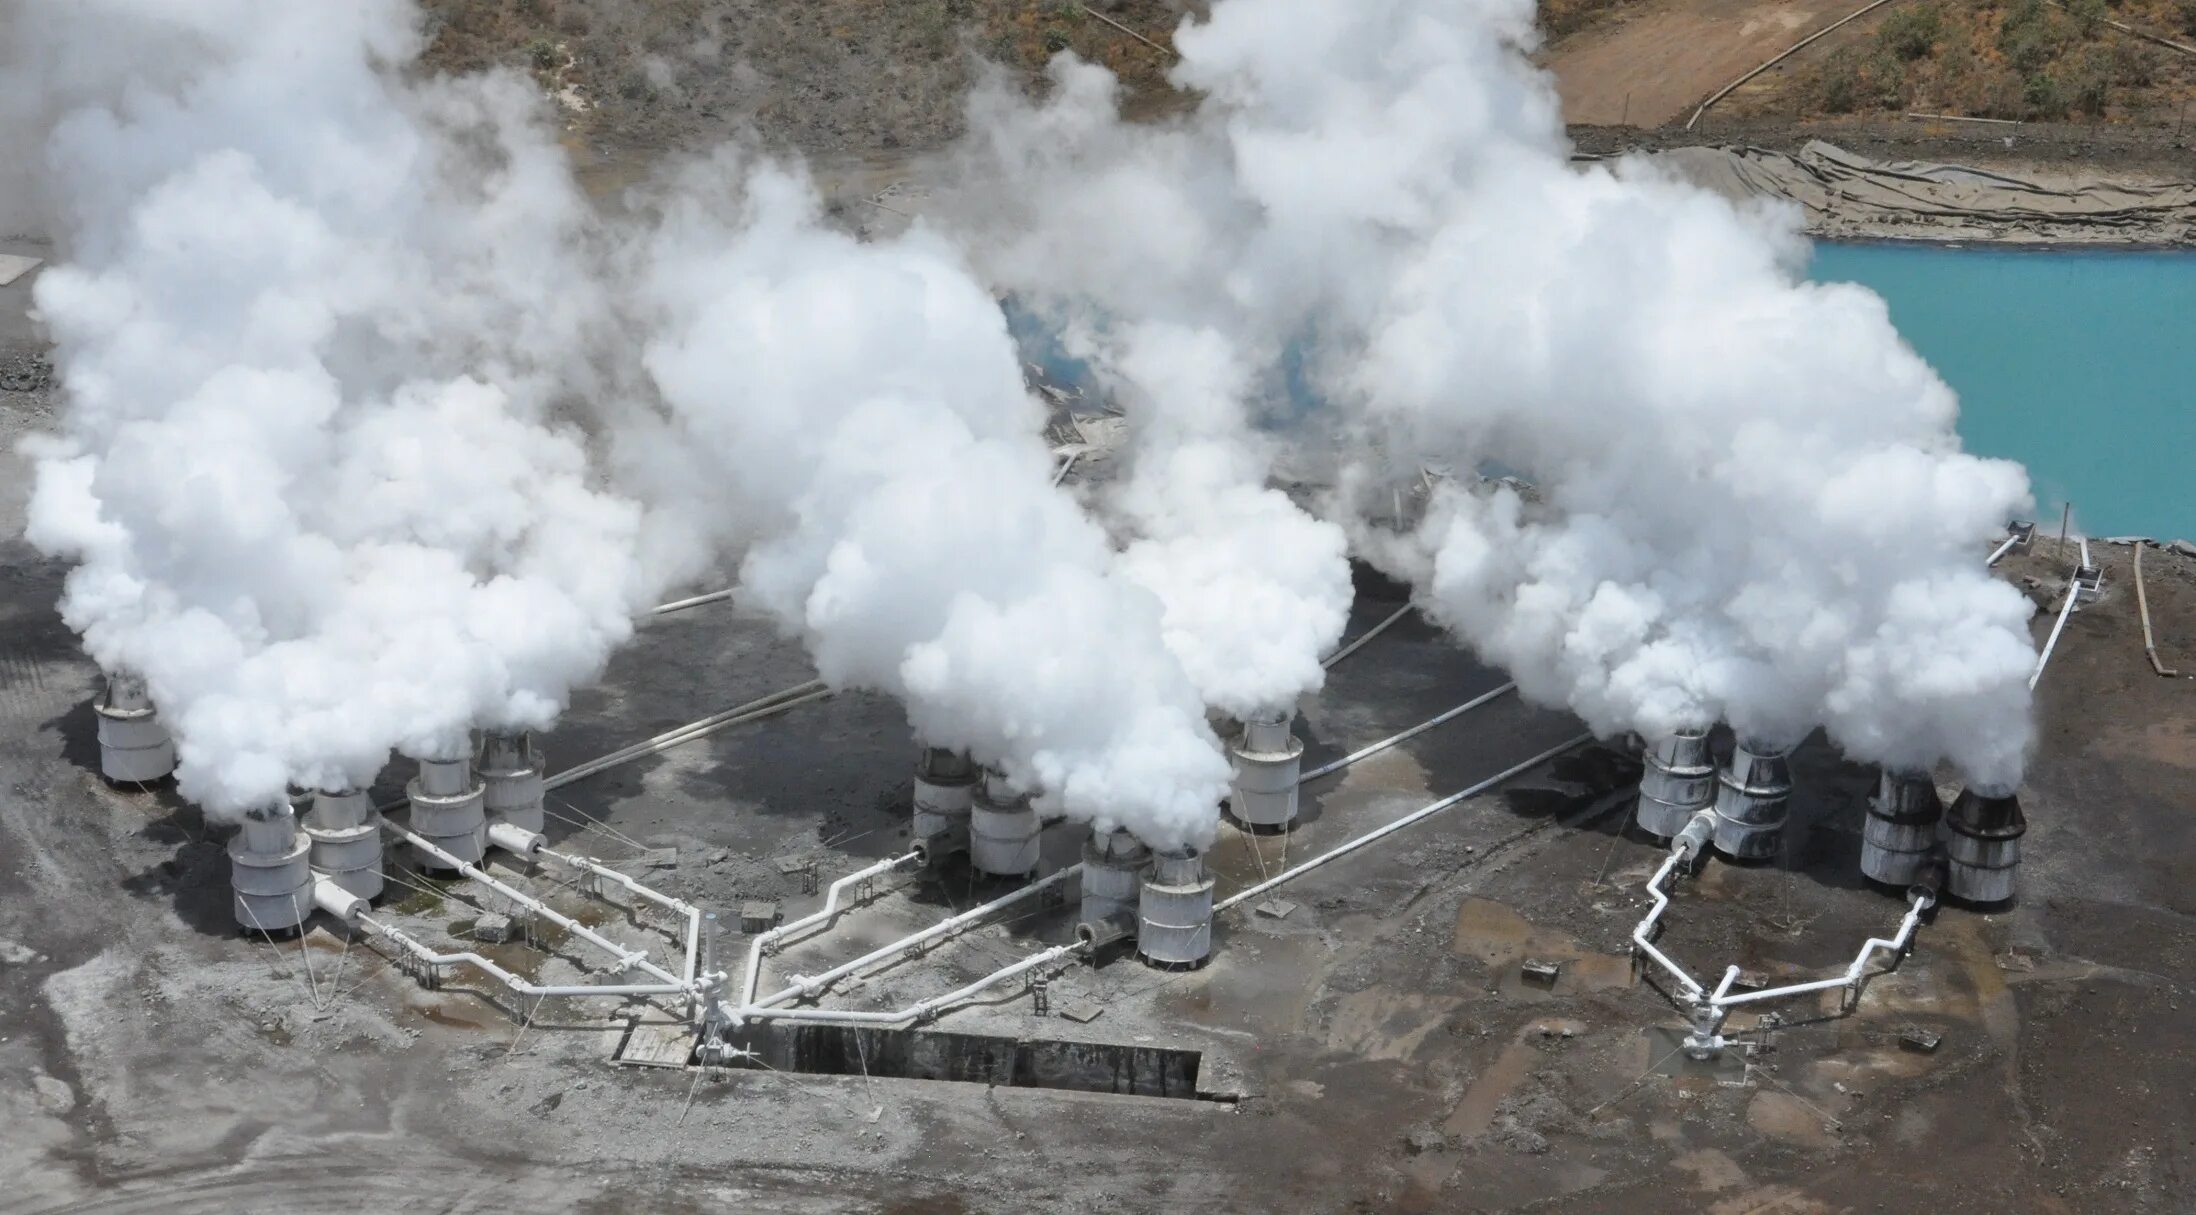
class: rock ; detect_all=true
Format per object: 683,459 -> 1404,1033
2169,540 -> 2196,559
32,1073 -> 75,1114
473,913 -> 515,944
1402,1126 -> 1448,1156
0,937 -> 44,966
1251,898 -> 1297,920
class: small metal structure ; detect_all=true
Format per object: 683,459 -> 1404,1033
229,803 -> 313,933
299,787 -> 383,901
1862,769 -> 1944,887
969,767 -> 1040,879
93,672 -> 175,784
1137,846 -> 1215,969
912,747 -> 977,863
1634,727 -> 1716,839
1943,784 -> 2025,904
1228,708 -> 1305,832
1711,738 -> 1795,860
479,730 -> 545,835
406,755 -> 488,870
1075,827 -> 1151,950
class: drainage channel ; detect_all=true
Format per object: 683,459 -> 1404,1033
709,1022 -> 1222,1102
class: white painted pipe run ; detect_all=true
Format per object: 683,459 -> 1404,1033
724,943 -> 1088,1028
730,863 -> 1082,1026
392,824 -> 682,987
1320,603 -> 1414,669
1985,533 -> 2021,567
1296,682 -> 1518,785
541,847 -> 706,1004
359,913 -> 693,999
1215,733 -> 1592,914
2031,573 -> 2082,691
651,588 -> 736,615
1628,811 -> 1937,1037
544,683 -> 830,791
734,851 -> 923,1012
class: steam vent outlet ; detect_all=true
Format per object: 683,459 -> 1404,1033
230,803 -> 313,933
912,747 -> 977,864
479,730 -> 546,834
407,755 -> 488,870
1229,707 -> 1306,833
1137,846 -> 1215,970
1862,769 -> 1945,888
94,672 -> 176,784
1944,784 -> 2026,904
298,787 -> 385,902
970,767 -> 1040,880
1634,727 -> 1716,840
1076,827 -> 1152,951
1712,738 -> 1796,860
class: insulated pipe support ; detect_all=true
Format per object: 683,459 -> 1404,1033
1229,708 -> 1305,831
406,756 -> 488,869
912,747 -> 977,862
1635,728 -> 1716,839
1712,739 -> 1796,860
479,731 -> 546,834
1862,769 -> 1945,888
230,804 -> 313,933
1138,847 -> 1215,969
94,672 -> 176,784
299,787 -> 384,902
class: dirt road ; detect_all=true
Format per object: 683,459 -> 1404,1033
1542,0 -> 1850,126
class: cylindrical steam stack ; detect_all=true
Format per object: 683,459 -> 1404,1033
1137,846 -> 1215,969
299,787 -> 384,901
1862,769 -> 1944,888
407,755 -> 487,870
93,672 -> 176,784
1634,727 -> 1716,839
1229,708 -> 1305,833
969,767 -> 1040,880
479,730 -> 545,835
912,747 -> 977,864
230,803 -> 313,933
1943,783 -> 2025,904
1076,827 -> 1151,951
1712,738 -> 1796,860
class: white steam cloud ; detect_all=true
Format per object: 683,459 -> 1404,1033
10,1 -> 661,814
939,0 -> 2037,787
623,155 -> 1231,848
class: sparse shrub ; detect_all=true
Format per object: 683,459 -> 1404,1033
1042,24 -> 1073,53
2178,0 -> 2196,37
1999,0 -> 2073,75
2022,71 -> 2066,119
1812,46 -> 1905,114
2111,41 -> 2161,88
2065,0 -> 2107,37
1877,4 -> 1941,61
2064,45 -> 2116,115
526,36 -> 559,71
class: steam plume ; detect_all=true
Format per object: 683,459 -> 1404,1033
10,0 -> 660,814
942,0 -> 2037,786
624,154 -> 1232,849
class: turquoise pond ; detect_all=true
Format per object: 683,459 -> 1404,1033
1808,242 -> 2196,542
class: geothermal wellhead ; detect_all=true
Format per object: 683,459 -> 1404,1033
1862,769 -> 1945,888
969,767 -> 1040,879
479,730 -> 546,835
1076,826 -> 1152,950
1229,707 -> 1305,832
1943,784 -> 2025,904
299,787 -> 385,902
1137,846 -> 1215,969
1712,738 -> 1796,860
229,803 -> 313,933
93,671 -> 175,784
1634,727 -> 1716,839
407,755 -> 488,870
912,747 -> 977,864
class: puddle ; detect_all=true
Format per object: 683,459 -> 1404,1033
1452,898 -> 1632,997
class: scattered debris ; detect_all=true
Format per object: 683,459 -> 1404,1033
1059,1001 -> 1105,1024
1520,958 -> 1562,987
1899,1026 -> 1944,1055
472,913 -> 515,944
0,253 -> 42,286
1252,898 -> 1298,920
1402,1126 -> 1449,1156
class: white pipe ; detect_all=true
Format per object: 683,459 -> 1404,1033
1320,603 -> 1414,669
1985,533 -> 2021,567
1629,850 -> 1707,1000
544,683 -> 830,791
736,851 -> 923,1011
393,824 -> 681,986
1050,451 -> 1079,487
2079,535 -> 2093,570
651,588 -> 737,615
2030,574 -> 2082,691
1297,682 -> 1518,784
358,914 -> 691,999
1214,733 -> 1591,914
541,847 -> 705,995
728,942 -> 1086,1027
744,864 -> 1084,1016
1708,889 -> 1933,1011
